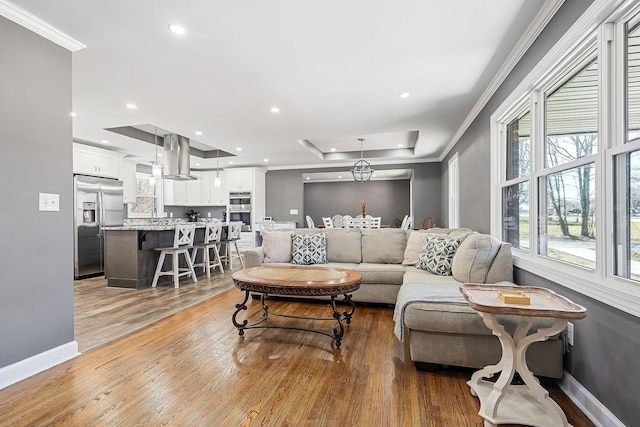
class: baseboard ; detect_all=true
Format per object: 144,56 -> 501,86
0,341 -> 80,390
558,370 -> 625,427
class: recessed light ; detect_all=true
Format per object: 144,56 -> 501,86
236,147 -> 242,152
330,148 -> 336,152
101,140 -> 109,144
70,112 -> 77,117
270,107 -> 280,113
399,92 -> 410,98
398,144 -> 404,148
126,103 -> 138,109
264,158 -> 269,162
195,131 -> 203,136
306,177 -> 310,180
338,175 -> 343,179
195,162 -> 201,166
228,161 -> 234,164
168,24 -> 186,35
157,153 -> 163,157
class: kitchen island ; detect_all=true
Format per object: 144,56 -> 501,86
103,222 -> 223,289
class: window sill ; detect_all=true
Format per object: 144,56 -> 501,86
512,252 -> 640,319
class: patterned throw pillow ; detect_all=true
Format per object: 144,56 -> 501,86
292,233 -> 327,265
417,234 -> 460,276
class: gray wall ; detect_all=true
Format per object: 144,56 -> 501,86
304,180 -> 410,226
266,162 -> 441,228
442,1 -> 640,425
0,17 -> 74,367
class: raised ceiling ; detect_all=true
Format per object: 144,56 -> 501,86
4,0 -> 552,170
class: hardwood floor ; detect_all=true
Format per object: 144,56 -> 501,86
74,270 -> 235,351
1,285 -> 594,426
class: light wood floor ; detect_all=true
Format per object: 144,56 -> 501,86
1,283 -> 593,426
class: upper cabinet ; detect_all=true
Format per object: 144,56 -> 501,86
163,171 -> 227,206
121,160 -> 137,204
73,143 -> 124,179
200,170 -> 227,206
226,169 -> 255,191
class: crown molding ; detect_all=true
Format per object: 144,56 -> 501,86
0,0 -> 85,51
439,0 -> 565,161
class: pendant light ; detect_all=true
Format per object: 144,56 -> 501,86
213,149 -> 222,188
151,126 -> 162,180
351,138 -> 373,182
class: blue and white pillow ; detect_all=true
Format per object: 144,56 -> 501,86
417,234 -> 460,276
292,233 -> 328,265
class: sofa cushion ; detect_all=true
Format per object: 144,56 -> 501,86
324,228 -> 362,263
354,263 -> 406,285
262,230 -> 293,263
403,268 -> 461,285
361,228 -> 406,263
451,234 -> 502,283
292,233 -> 327,265
417,234 -> 460,276
402,230 -> 429,266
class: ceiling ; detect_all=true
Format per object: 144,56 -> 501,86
5,0 -> 551,171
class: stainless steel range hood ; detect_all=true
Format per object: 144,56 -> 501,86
163,134 -> 198,180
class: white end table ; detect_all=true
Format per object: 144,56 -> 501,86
459,284 -> 587,427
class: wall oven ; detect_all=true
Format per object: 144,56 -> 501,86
229,191 -> 252,231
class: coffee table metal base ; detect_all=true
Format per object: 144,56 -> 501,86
232,290 -> 355,348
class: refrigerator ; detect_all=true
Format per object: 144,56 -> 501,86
74,175 -> 124,278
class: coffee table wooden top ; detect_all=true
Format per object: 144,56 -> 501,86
232,265 -> 361,297
460,284 -> 587,319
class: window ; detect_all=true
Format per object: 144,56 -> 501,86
491,3 -> 640,317
127,172 -> 158,218
449,153 -> 460,228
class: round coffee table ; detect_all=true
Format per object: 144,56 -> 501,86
231,265 -> 361,348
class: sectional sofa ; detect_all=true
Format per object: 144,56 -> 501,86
243,227 -> 564,378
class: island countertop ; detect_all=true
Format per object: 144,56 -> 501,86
103,222 -> 223,231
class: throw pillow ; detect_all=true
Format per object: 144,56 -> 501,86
417,234 -> 460,276
402,229 -> 430,266
262,230 -> 293,263
292,233 -> 327,265
361,228 -> 407,264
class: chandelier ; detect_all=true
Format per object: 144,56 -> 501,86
351,138 -> 373,182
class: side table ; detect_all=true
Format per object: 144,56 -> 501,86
459,284 -> 587,427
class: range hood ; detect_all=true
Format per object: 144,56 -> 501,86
163,134 -> 198,180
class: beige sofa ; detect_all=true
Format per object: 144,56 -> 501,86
243,227 -> 564,378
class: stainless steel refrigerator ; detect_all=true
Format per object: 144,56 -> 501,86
74,175 -> 124,278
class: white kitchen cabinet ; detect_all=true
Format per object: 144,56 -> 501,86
226,169 -> 254,191
73,143 -> 123,179
121,160 -> 137,203
200,171 -> 212,205
210,171 -> 227,205
163,179 -> 187,205
185,173 -> 202,205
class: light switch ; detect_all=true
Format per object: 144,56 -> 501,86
290,209 -> 298,215
39,193 -> 60,211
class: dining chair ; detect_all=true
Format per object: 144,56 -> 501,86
151,223 -> 198,288
370,217 -> 381,228
401,215 -> 412,231
322,217 -> 334,228
219,221 -> 245,269
421,217 -> 436,229
331,214 -> 344,228
191,221 -> 224,278
306,215 -> 316,228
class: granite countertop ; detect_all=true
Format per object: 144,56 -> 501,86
104,221 -> 223,231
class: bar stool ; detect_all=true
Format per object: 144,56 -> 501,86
151,224 -> 198,288
191,221 -> 224,277
219,221 -> 244,269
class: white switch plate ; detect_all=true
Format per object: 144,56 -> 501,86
290,209 -> 298,215
39,193 -> 60,211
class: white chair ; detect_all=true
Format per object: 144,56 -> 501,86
191,221 -> 224,278
402,216 -> 412,231
331,214 -> 344,228
370,217 -> 381,228
322,217 -> 334,228
152,224 -> 198,288
306,215 -> 316,228
219,221 -> 245,269
344,217 -> 371,229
